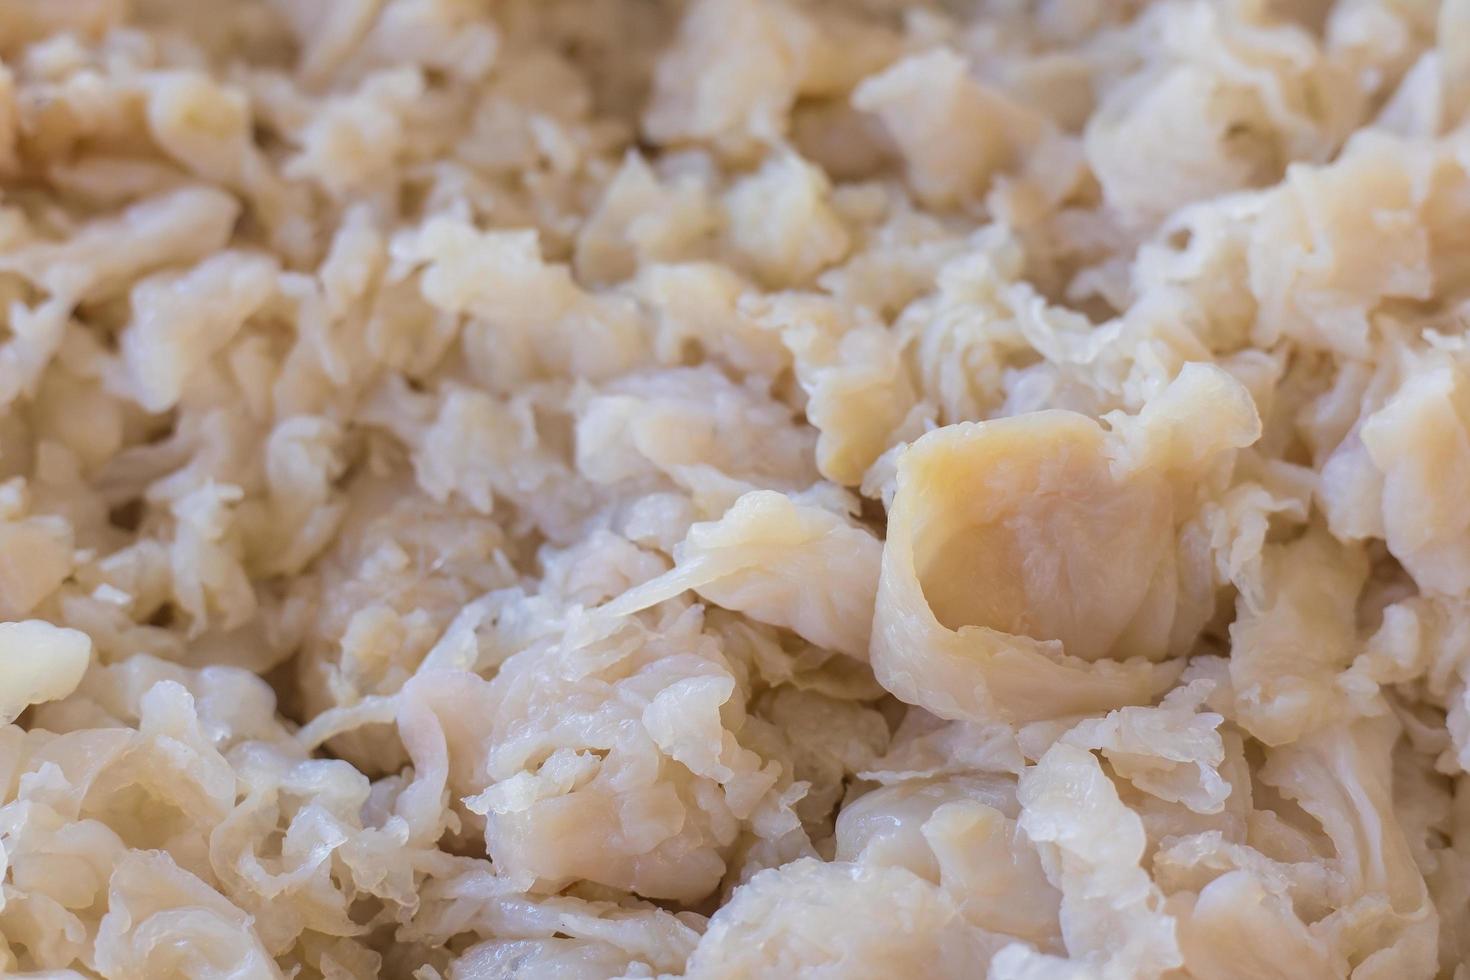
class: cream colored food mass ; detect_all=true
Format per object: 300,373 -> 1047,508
0,0 -> 1465,977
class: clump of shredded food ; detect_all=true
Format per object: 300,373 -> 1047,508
1,0 -> 1470,977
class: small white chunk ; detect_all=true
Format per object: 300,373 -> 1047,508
0,620 -> 93,724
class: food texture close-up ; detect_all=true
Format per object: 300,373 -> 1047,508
0,0 -> 1467,977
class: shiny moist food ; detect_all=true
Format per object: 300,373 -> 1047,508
0,0 -> 1467,978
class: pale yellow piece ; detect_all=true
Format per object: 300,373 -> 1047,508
872,411 -> 1180,723
872,363 -> 1258,723
605,490 -> 881,659
0,619 -> 92,723
0,519 -> 73,618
